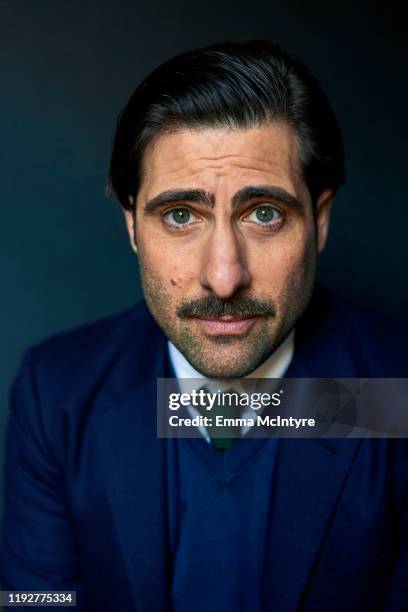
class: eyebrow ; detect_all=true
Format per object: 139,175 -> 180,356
231,185 -> 304,213
143,185 -> 304,215
143,189 -> 215,214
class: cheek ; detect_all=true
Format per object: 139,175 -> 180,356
250,234 -> 311,287
139,244 -> 196,294
138,226 -> 200,288
170,275 -> 185,289
168,267 -> 197,291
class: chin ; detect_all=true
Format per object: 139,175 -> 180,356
190,352 -> 262,379
196,366 -> 250,379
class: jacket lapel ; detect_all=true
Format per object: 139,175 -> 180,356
261,285 -> 362,610
262,437 -> 362,610
91,310 -> 171,611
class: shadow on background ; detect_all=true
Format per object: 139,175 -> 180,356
1,0 -> 407,506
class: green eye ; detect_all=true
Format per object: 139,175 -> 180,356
172,208 -> 191,224
164,207 -> 193,226
247,205 -> 281,225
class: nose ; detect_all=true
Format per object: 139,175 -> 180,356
199,221 -> 251,299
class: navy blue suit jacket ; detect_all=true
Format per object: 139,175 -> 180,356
1,286 -> 407,611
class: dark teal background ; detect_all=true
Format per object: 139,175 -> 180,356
1,0 -> 407,494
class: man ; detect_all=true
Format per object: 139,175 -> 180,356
1,41 -> 407,611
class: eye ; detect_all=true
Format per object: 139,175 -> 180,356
162,207 -> 199,228
245,205 -> 283,227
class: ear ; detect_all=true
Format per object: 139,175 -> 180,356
315,189 -> 335,254
123,196 -> 138,254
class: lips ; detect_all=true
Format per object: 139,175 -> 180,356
193,315 -> 257,336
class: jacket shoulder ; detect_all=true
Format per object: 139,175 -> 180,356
29,303 -> 150,362
316,286 -> 408,376
12,302 -> 159,422
9,302 -> 162,467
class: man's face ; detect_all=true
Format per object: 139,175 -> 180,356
124,123 -> 333,377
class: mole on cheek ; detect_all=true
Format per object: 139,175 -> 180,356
171,273 -> 192,288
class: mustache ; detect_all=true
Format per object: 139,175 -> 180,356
176,294 -> 276,319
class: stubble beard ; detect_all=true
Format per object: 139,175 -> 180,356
138,245 -> 317,378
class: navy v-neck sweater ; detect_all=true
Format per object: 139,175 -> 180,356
166,436 -> 278,612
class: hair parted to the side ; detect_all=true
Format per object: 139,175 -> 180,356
108,40 -> 345,210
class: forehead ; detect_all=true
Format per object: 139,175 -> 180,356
138,123 -> 309,204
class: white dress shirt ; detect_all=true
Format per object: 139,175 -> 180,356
168,331 -> 295,442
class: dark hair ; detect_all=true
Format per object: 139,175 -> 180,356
109,40 -> 345,210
